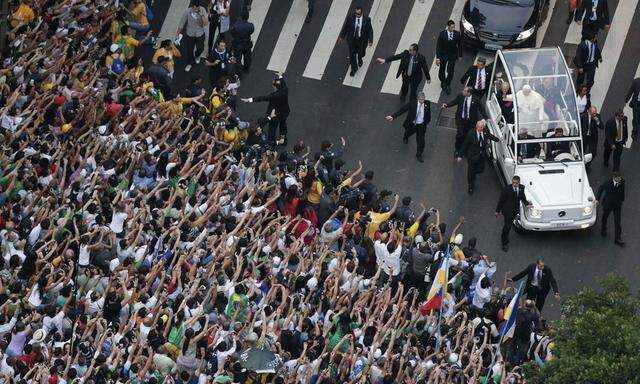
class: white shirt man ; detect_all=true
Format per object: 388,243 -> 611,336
414,101 -> 425,124
374,240 -> 402,276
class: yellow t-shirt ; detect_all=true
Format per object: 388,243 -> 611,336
407,220 -> 420,238
115,36 -> 139,60
307,180 -> 323,204
366,211 -> 392,238
449,235 -> 466,260
132,3 -> 149,25
152,48 -> 175,73
11,3 -> 35,28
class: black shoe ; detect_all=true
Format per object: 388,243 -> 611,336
468,187 -> 474,195
358,58 -> 363,67
403,136 -> 408,144
502,244 -> 509,252
417,155 -> 424,163
350,69 -> 356,77
615,239 -> 625,246
305,14 -> 312,23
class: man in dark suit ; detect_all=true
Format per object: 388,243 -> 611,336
458,120 -> 499,194
575,0 -> 610,39
339,6 -> 373,77
580,106 -> 602,172
230,11 -> 255,74
442,86 -> 485,157
385,92 -> 431,163
495,175 -> 532,252
509,259 -> 560,311
573,34 -> 601,89
460,57 -> 493,98
603,110 -> 628,171
435,20 -> 462,95
596,172 -> 625,245
376,43 -> 431,101
241,74 -> 290,145
516,128 -> 541,162
624,77 -> 640,139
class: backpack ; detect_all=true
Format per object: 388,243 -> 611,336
338,186 -> 361,210
145,1 -> 154,22
111,56 -> 125,75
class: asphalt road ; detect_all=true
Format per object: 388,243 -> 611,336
145,0 -> 640,318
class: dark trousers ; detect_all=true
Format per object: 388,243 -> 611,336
267,116 -> 288,143
501,212 -> 516,245
525,285 -> 548,311
233,43 -> 253,72
576,62 -> 596,88
603,143 -> 623,171
467,157 -> 485,189
601,204 -> 622,240
184,34 -> 205,65
454,119 -> 473,154
405,122 -> 427,156
348,40 -> 367,71
438,58 -> 456,86
400,74 -> 420,100
208,19 -> 218,51
307,0 -> 314,17
581,20 -> 602,39
631,104 -> 640,138
584,138 -> 597,171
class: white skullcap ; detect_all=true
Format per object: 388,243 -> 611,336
110,44 -> 120,53
523,84 -> 532,91
306,277 -> 318,290
454,233 -> 463,245
449,353 -> 459,364
374,349 -> 382,359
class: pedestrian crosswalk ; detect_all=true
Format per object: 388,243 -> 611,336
157,0 -> 640,116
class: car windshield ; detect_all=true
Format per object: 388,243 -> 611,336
480,0 -> 535,6
515,138 -> 583,164
501,48 -> 581,139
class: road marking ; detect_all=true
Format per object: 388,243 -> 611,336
266,0 -> 308,73
249,0 -> 273,47
422,0 -> 466,102
157,0 -> 189,42
343,0 -> 394,88
590,0 -> 640,111
564,10 -> 583,45
536,0 -> 557,47
623,62 -> 640,148
303,0 -> 353,80
379,0 -> 434,95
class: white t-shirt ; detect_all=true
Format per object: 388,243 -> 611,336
109,212 -> 128,234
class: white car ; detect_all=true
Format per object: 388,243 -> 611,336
485,47 -> 596,231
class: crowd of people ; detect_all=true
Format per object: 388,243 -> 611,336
0,0 -> 560,383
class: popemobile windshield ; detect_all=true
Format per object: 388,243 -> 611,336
485,47 -> 597,231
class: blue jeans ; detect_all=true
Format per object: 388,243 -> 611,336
129,22 -> 150,39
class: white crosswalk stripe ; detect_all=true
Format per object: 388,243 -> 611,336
590,0 -> 640,111
423,0 -> 466,102
379,0 -> 434,95
623,62 -> 639,148
303,0 -> 353,80
157,0 -> 189,42
248,0 -> 273,47
267,0 -> 308,73
565,13 -> 584,45
343,0 -> 395,88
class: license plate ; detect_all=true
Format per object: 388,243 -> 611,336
485,43 -> 502,50
553,222 -> 569,228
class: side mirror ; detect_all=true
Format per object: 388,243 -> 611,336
584,153 -> 593,163
504,158 -> 515,166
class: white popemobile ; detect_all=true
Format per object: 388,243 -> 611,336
484,47 -> 597,231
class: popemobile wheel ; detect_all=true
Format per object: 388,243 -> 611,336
513,214 -> 527,234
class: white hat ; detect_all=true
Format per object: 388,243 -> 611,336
454,234 -> 463,245
98,125 -> 107,135
306,277 -> 318,290
110,44 -> 120,53
448,352 -> 459,364
414,235 -> 425,244
32,329 -> 46,343
328,258 -> 338,273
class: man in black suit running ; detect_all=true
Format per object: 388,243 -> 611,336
339,6 -> 373,77
509,259 -> 560,311
435,20 -> 462,95
385,92 -> 431,163
458,120 -> 499,195
596,171 -> 626,246
442,86 -> 485,157
495,175 -> 532,252
376,43 -> 431,101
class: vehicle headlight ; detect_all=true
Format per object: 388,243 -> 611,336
516,27 -> 535,41
582,206 -> 593,216
528,207 -> 542,218
461,16 -> 475,34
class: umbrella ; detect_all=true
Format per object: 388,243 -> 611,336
239,348 -> 283,374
